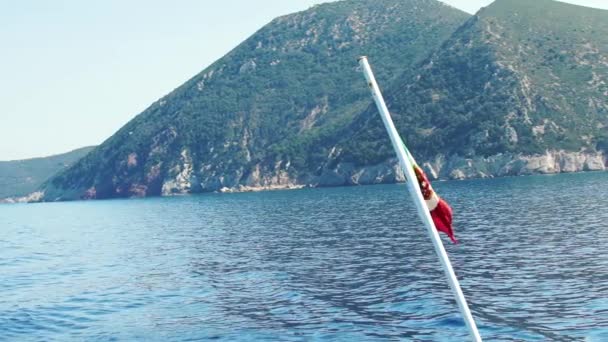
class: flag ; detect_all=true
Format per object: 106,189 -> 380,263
412,165 -> 457,243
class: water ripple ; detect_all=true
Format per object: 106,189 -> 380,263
0,172 -> 607,341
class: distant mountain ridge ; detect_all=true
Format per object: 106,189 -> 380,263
35,0 -> 607,201
0,146 -> 94,200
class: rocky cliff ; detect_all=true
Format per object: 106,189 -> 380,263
215,149 -> 607,192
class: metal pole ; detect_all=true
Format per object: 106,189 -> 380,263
358,56 -> 482,342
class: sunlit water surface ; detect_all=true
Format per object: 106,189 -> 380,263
1,172 -> 608,341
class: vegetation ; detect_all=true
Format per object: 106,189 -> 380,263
337,0 -> 608,164
40,0 -> 608,201
42,0 -> 469,200
0,147 -> 94,198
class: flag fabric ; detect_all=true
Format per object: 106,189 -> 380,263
400,141 -> 457,243
412,165 -> 458,244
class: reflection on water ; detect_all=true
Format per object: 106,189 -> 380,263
1,172 -> 607,341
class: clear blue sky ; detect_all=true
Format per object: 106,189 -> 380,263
1,0 -> 607,161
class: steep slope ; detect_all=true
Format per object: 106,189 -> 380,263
0,146 -> 94,199
332,0 -> 608,180
41,0 -> 470,200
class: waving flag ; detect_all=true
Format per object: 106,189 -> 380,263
413,165 -> 457,243
401,142 -> 457,243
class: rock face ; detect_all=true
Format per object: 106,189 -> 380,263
150,150 -> 606,193
1,191 -> 45,204
431,150 -> 607,180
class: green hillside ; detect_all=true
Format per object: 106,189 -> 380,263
0,146 -> 94,198
41,0 -> 470,200
338,0 -> 608,166
37,0 -> 608,201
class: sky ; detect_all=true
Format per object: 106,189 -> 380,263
1,0 -> 607,161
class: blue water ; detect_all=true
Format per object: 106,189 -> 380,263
1,172 -> 608,341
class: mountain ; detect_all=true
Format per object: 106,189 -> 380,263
37,0 -> 608,202
0,146 -> 94,200
331,0 -> 608,180
39,0 -> 470,201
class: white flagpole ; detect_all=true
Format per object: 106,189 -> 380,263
358,56 -> 482,342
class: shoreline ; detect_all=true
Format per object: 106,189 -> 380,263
1,168 -> 606,204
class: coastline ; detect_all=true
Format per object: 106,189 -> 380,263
2,149 -> 606,203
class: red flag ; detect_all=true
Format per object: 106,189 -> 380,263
413,165 -> 457,244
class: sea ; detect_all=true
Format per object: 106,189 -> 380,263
1,172 -> 607,341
